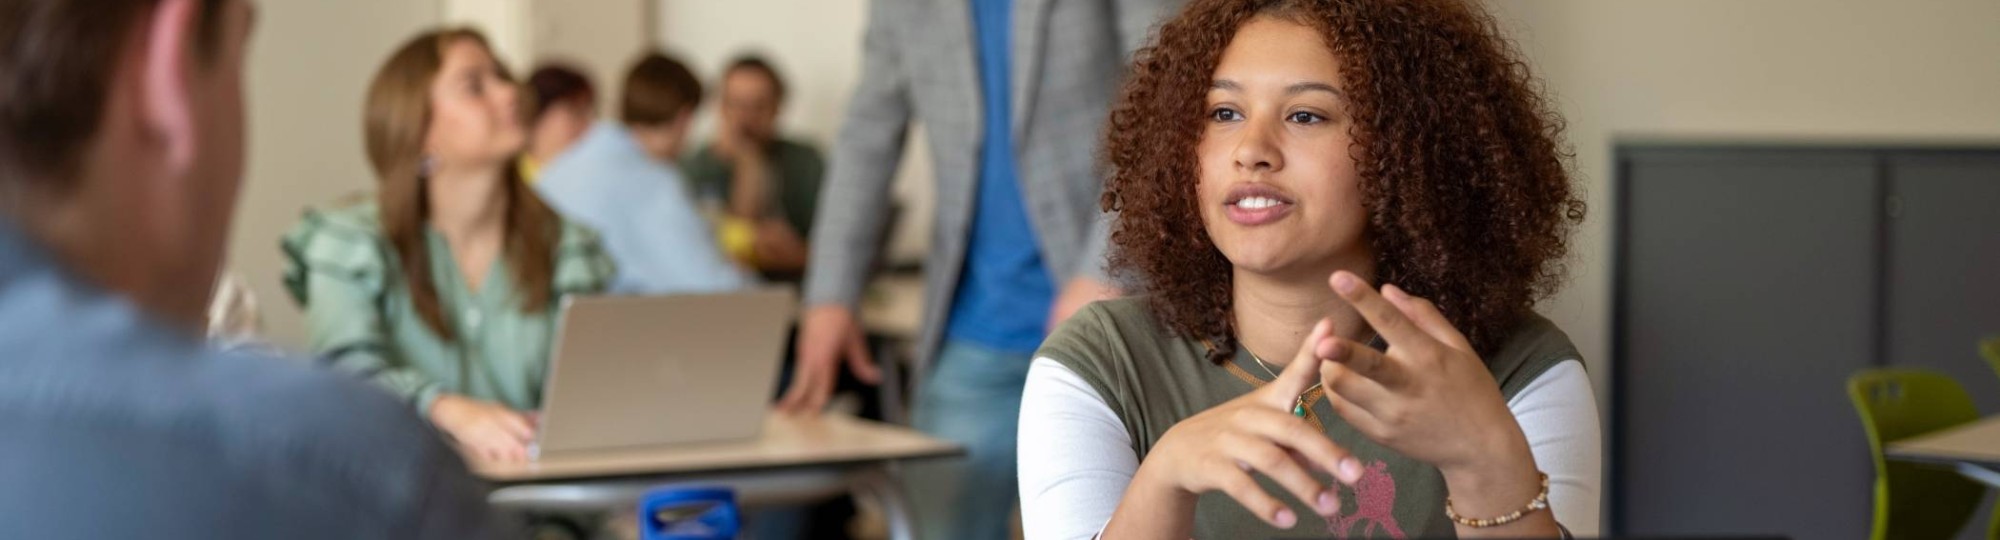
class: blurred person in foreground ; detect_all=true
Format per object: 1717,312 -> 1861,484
0,0 -> 500,537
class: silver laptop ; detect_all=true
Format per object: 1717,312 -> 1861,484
533,288 -> 796,457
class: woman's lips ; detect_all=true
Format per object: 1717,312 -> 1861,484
1224,183 -> 1295,226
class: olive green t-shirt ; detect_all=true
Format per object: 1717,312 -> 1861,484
1037,297 -> 1579,538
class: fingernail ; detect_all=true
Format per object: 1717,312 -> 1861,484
1317,491 -> 1341,514
1274,509 -> 1297,528
1383,283 -> 1405,300
1339,458 -> 1363,483
1332,273 -> 1357,294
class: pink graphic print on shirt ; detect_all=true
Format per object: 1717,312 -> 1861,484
1326,460 -> 1407,539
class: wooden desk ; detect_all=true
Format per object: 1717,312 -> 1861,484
473,412 -> 962,540
1887,416 -> 2000,488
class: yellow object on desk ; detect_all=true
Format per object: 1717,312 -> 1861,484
517,155 -> 541,184
717,216 -> 758,267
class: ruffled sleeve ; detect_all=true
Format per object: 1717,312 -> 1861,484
280,203 -> 390,308
553,220 -> 617,296
278,203 -> 444,413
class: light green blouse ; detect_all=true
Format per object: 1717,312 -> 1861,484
281,202 -> 615,415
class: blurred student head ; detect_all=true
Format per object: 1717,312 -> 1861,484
620,51 -> 702,163
0,0 -> 257,329
525,63 -> 596,166
718,54 -> 785,146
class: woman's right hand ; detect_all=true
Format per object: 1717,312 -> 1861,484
1120,319 -> 1362,532
429,393 -> 535,463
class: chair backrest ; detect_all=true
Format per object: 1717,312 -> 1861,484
1982,337 -> 2000,381
1848,369 -> 1986,540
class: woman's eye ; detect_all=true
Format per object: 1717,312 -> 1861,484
1287,111 -> 1324,124
1209,107 -> 1242,122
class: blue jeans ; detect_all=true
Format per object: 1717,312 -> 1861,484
907,340 -> 1034,540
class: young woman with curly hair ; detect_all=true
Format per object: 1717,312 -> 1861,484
1016,0 -> 1597,538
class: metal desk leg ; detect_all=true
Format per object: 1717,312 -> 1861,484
875,336 -> 910,426
1958,462 -> 2000,490
853,464 -> 916,540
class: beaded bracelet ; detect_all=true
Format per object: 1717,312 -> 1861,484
1444,472 -> 1550,528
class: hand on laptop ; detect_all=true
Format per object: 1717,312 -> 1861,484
430,393 -> 536,462
777,304 -> 881,414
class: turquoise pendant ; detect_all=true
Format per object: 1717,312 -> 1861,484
1292,400 -> 1307,418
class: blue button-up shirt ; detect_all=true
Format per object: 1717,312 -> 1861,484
0,222 -> 499,538
535,122 -> 751,295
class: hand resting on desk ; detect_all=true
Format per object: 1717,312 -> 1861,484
431,393 -> 536,463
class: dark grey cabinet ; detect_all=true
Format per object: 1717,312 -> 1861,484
1613,147 -> 2000,539
1887,154 -> 2000,414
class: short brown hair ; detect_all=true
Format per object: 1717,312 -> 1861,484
0,0 -> 229,187
1104,0 -> 1586,363
620,52 -> 702,126
527,62 -> 595,124
723,54 -> 786,102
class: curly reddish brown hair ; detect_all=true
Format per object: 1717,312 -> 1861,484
1103,0 -> 1586,364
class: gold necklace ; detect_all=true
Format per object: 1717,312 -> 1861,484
1249,350 -> 1320,418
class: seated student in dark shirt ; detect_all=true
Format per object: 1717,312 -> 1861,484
682,55 -> 826,283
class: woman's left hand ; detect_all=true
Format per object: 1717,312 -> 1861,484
1313,271 -> 1534,479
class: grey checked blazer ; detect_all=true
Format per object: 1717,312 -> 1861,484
804,0 -> 1180,376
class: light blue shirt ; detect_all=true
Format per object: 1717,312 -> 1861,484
0,221 -> 498,538
535,122 -> 751,294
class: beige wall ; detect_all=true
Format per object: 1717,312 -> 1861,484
444,0 -> 650,107
526,0 -> 651,110
230,0 -> 439,348
1486,0 -> 2000,392
442,0 -> 527,72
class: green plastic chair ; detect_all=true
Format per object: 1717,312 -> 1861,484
1981,337 -> 2000,382
1848,369 -> 1997,540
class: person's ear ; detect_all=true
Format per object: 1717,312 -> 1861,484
138,0 -> 200,175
